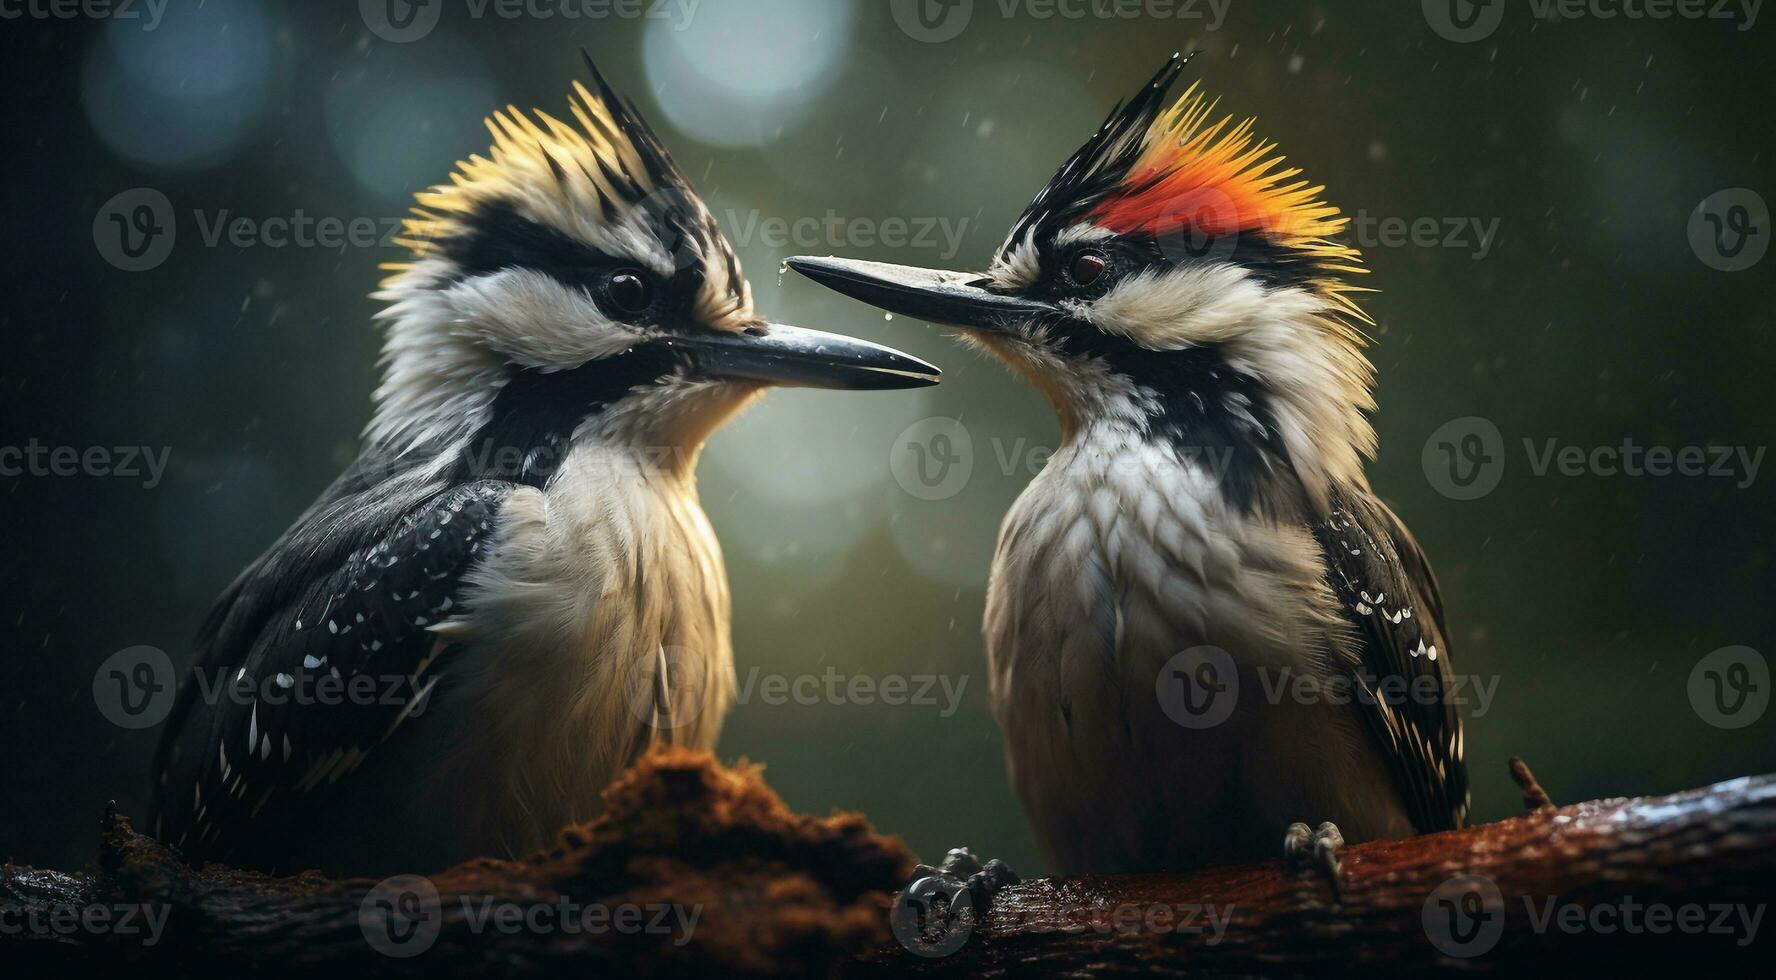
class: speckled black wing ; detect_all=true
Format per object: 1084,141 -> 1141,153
1313,490 -> 1469,833
153,476 -> 512,866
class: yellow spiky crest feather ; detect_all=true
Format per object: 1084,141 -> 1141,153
377,80 -> 656,288
1094,80 -> 1373,324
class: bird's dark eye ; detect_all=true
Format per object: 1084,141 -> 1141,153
1069,250 -> 1108,287
607,271 -> 653,313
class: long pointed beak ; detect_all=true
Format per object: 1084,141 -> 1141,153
665,322 -> 940,391
785,256 -> 1056,334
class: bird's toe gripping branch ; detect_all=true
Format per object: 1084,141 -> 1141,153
1284,820 -> 1346,893
891,847 -> 1020,955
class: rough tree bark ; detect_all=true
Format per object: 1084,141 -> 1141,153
1,750 -> 916,978
862,762 -> 1776,975
4,756 -> 1773,977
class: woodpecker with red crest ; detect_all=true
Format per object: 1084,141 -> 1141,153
152,57 -> 939,875
790,52 -> 1468,885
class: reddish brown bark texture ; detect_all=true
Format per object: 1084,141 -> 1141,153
2,749 -> 914,978
861,768 -> 1776,976
4,756 -> 1773,977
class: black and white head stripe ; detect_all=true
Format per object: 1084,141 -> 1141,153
381,52 -> 750,332
364,53 -> 758,453
999,52 -> 1195,263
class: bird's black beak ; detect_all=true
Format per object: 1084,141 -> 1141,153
666,322 -> 940,391
784,256 -> 1056,335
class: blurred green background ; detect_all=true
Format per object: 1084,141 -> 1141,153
2,0 -> 1772,874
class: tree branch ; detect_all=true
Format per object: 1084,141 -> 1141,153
1,749 -> 914,978
5,761 -> 1773,976
862,769 -> 1776,975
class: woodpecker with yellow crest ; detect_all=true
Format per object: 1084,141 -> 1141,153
152,56 -> 939,875
790,53 -> 1468,883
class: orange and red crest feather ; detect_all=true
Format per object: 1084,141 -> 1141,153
1004,54 -> 1368,319
1088,82 -> 1346,247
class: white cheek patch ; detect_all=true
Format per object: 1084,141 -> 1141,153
446,268 -> 650,369
988,229 -> 1042,291
1085,262 -> 1314,349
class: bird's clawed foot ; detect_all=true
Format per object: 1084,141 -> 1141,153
890,847 -> 1019,956
915,847 -> 1020,913
1284,821 -> 1344,893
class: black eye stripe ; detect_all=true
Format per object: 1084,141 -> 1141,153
1030,230 -> 1330,297
1023,238 -> 1145,301
441,200 -> 691,322
444,200 -> 630,281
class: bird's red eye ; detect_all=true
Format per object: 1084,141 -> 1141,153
1070,251 -> 1107,286
608,271 -> 652,313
